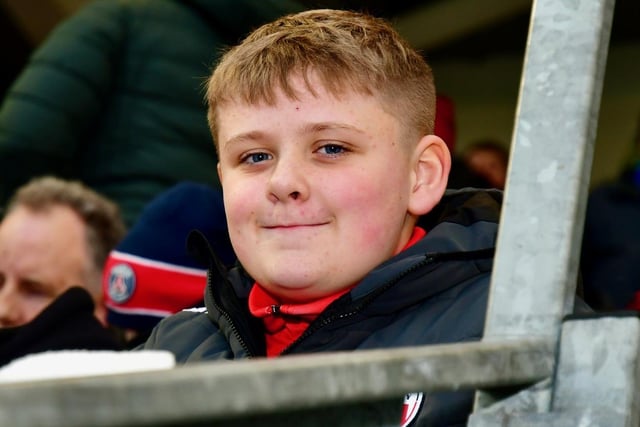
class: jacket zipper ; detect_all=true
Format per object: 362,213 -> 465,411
280,254 -> 437,355
206,271 -> 254,358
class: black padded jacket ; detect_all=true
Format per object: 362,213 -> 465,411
141,189 -> 502,426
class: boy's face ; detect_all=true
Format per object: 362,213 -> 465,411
216,74 -> 421,302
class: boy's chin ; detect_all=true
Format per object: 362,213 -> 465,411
260,281 -> 346,303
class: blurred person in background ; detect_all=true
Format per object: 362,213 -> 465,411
0,176 -> 126,365
434,95 -> 496,189
462,139 -> 509,190
103,182 -> 235,348
581,114 -> 640,310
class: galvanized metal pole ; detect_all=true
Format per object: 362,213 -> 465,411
473,0 -> 615,413
480,0 -> 615,345
471,315 -> 640,426
551,314 -> 640,426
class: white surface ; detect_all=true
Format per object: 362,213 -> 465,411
0,350 -> 175,383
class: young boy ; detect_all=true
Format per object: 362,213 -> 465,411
141,9 -> 501,425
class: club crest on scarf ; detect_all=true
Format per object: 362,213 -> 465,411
108,263 -> 136,303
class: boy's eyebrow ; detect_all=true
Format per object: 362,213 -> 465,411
301,122 -> 366,135
222,131 -> 266,148
223,122 -> 366,148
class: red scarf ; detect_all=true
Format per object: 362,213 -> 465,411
248,226 -> 426,356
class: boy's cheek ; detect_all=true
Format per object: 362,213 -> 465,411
224,187 -> 262,235
359,223 -> 389,250
224,201 -> 252,228
222,177 -> 256,208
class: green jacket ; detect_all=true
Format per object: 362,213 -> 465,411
0,0 -> 303,225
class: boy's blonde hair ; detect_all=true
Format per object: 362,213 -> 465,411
206,9 -> 436,145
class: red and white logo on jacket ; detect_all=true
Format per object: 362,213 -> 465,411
400,392 -> 425,427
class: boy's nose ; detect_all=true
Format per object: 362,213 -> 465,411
267,158 -> 310,202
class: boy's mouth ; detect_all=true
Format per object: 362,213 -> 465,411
264,222 -> 329,229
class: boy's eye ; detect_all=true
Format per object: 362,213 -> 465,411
242,152 -> 273,164
317,144 -> 347,156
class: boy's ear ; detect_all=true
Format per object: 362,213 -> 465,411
408,134 -> 451,216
